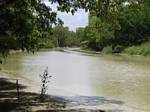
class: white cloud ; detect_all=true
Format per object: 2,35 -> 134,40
44,1 -> 88,31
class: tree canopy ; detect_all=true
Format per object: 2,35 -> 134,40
77,0 -> 150,52
0,0 -> 150,58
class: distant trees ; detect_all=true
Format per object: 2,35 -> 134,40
52,26 -> 79,47
65,30 -> 79,47
52,26 -> 68,47
76,28 -> 85,44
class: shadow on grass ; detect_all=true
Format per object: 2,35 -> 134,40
0,78 -> 75,112
0,78 -> 46,112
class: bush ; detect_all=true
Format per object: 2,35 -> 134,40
123,43 -> 150,56
113,45 -> 125,53
102,46 -> 113,54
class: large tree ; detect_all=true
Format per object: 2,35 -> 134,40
0,0 -> 61,57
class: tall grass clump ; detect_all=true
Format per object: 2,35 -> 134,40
102,46 -> 113,54
124,43 -> 150,56
102,45 -> 125,54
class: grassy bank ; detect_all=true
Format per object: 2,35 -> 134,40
99,42 -> 150,57
51,45 -> 150,57
123,43 -> 150,56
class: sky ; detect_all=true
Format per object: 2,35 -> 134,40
44,1 -> 89,31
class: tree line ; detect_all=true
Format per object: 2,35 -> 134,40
0,0 -> 150,59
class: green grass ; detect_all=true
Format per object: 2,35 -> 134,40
102,46 -> 113,54
123,43 -> 150,56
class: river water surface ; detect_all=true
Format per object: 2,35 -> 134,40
1,50 -> 150,112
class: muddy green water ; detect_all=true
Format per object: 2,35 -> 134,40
1,50 -> 150,111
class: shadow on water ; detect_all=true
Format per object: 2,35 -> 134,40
0,78 -> 124,112
47,95 -> 124,112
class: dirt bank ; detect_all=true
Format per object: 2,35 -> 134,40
0,77 -> 108,112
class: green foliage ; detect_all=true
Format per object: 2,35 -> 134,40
82,17 -> 115,51
1,0 -> 150,57
112,45 -> 125,53
102,45 -> 125,54
102,46 -> 113,54
76,28 -> 85,44
65,31 -> 79,47
82,26 -> 101,51
114,4 -> 150,47
0,0 -> 61,57
51,25 -> 79,47
124,42 -> 150,56
0,0 -> 79,58
37,31 -> 55,49
52,26 -> 68,47
79,0 -> 150,55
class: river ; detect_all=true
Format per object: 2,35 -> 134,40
1,50 -> 150,112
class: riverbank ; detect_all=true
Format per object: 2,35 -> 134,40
67,46 -> 150,57
0,77 -> 108,112
0,69 -> 125,112
0,76 -> 127,112
0,74 -> 145,112
102,43 -> 150,57
0,69 -> 122,112
0,78 -> 70,112
123,43 -> 150,56
43,44 -> 150,57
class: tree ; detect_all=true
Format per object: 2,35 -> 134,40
79,0 -> 150,52
0,0 -> 62,57
82,18 -> 114,51
52,25 -> 79,47
52,26 -> 68,47
76,27 -> 85,43
114,3 -> 150,47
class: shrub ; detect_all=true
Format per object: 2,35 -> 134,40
39,67 -> 52,99
124,43 -> 150,56
102,46 -> 113,54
